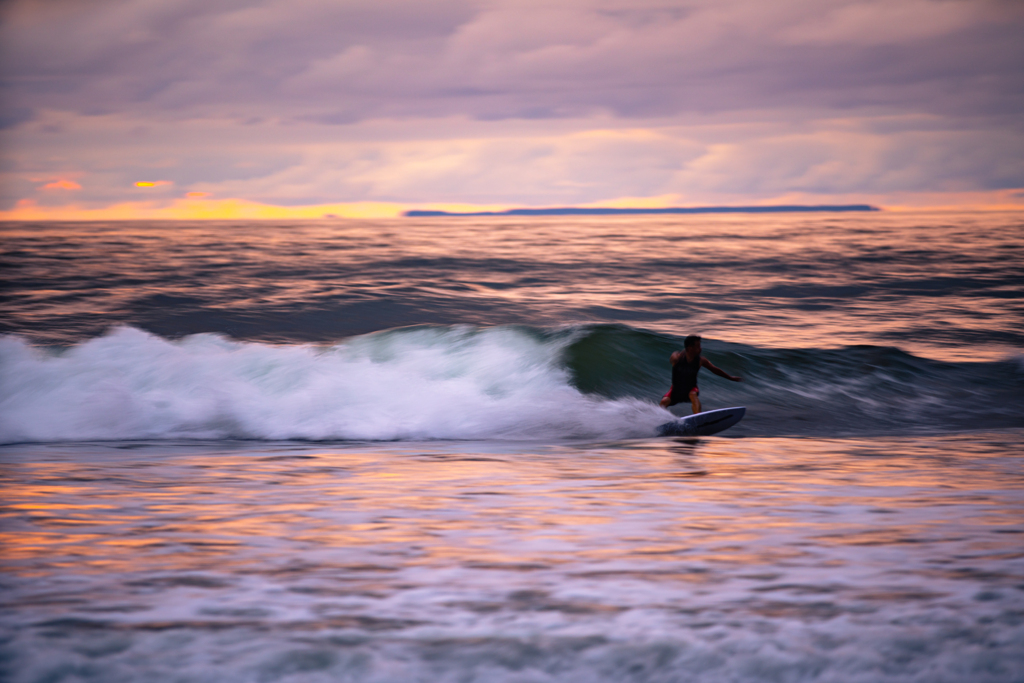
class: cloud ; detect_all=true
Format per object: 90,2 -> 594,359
1,0 -> 1022,212
778,0 -> 989,46
4,107 -> 1019,212
4,0 -> 1021,122
41,178 -> 81,190
674,124 -> 1024,198
227,128 -> 705,206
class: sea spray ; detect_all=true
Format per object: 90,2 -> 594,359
2,324 -> 1021,444
0,325 -> 661,444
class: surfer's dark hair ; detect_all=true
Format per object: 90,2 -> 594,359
684,335 -> 701,349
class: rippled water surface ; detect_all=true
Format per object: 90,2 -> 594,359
3,436 -> 1024,682
1,212 -> 1022,681
3,212 -> 1022,359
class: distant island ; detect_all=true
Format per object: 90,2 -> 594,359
405,205 -> 879,217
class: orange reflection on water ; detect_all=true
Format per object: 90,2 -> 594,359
2,434 -> 1022,582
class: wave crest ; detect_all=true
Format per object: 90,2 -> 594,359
0,326 -> 662,444
2,324 -> 1021,444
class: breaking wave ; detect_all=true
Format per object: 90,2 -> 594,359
1,324 -> 1021,444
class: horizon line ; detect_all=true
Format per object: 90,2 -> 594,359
404,204 -> 881,217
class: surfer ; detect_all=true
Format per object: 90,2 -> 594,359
660,335 -> 741,413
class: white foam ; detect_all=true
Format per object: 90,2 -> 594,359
0,326 -> 665,444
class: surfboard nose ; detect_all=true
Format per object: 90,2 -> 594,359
656,406 -> 746,437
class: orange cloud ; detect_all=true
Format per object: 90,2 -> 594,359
135,180 -> 173,188
41,179 -> 82,191
0,197 -> 407,220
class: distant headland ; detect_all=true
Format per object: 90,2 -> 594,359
404,205 -> 879,217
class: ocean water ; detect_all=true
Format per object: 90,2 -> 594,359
1,212 -> 1023,682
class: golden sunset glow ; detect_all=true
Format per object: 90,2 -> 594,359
3,193 -> 1023,221
1,197 -> 406,220
41,179 -> 82,191
0,196 -> 537,220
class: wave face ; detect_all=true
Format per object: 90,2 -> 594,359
564,324 -> 1024,436
2,325 -> 1021,444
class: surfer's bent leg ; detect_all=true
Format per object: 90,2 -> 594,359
660,388 -> 673,408
689,387 -> 701,414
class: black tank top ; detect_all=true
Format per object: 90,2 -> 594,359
671,353 -> 702,395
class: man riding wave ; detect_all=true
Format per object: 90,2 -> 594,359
660,335 -> 742,414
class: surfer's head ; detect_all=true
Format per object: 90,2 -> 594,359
684,335 -> 701,350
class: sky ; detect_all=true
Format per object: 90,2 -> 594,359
2,0 -> 1023,219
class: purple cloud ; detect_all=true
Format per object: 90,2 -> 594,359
2,0 -> 1022,210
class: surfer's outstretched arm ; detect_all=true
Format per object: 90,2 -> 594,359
701,357 -> 742,382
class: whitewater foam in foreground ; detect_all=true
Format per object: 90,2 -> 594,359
0,326 -> 663,444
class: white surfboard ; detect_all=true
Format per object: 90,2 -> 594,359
656,406 -> 745,437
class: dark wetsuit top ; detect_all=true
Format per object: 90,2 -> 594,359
668,353 -> 702,405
